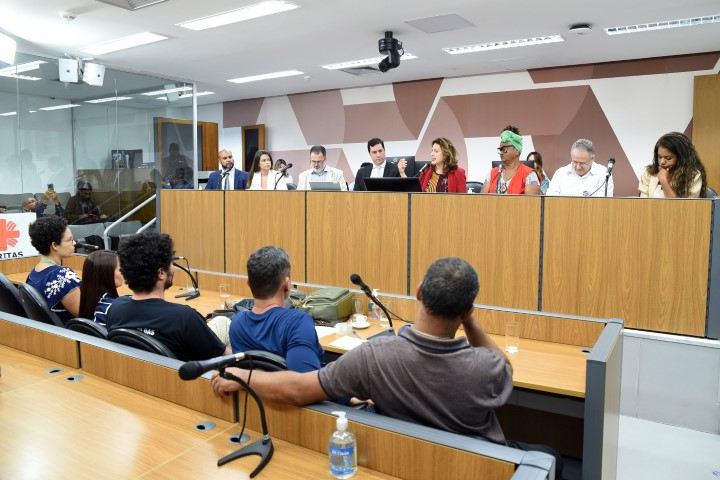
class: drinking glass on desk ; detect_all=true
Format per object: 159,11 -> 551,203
219,284 -> 230,309
378,297 -> 392,329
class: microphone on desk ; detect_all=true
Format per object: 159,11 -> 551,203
350,273 -> 396,338
173,256 -> 200,300
274,163 -> 293,190
76,243 -> 101,251
606,157 -> 616,177
415,162 -> 430,178
179,352 -> 247,380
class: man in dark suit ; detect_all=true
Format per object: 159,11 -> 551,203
352,138 -> 400,191
206,148 -> 249,190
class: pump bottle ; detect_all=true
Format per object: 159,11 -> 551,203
329,411 -> 357,478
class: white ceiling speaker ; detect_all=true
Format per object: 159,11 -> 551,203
83,62 -> 106,86
59,58 -> 79,83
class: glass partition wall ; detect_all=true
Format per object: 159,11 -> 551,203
0,51 -> 197,242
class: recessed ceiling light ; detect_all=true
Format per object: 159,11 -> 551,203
443,35 -> 564,55
228,70 -> 303,84
321,54 -> 418,70
85,96 -> 134,104
140,86 -> 193,96
40,104 -> 81,111
606,14 -> 720,35
177,0 -> 299,31
80,32 -> 168,55
0,111 -> 17,116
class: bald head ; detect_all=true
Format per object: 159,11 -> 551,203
218,149 -> 234,170
22,196 -> 38,212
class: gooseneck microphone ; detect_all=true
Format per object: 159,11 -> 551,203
173,256 -> 200,301
604,157 -> 616,197
274,163 -> 293,190
179,352 -> 247,380
76,243 -> 101,251
350,273 -> 371,295
415,162 -> 430,178
350,273 -> 396,337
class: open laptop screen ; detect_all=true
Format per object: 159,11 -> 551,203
309,181 -> 342,191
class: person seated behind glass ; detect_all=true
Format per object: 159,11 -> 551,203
418,137 -> 467,193
480,125 -> 540,195
64,182 -> 105,224
274,158 -> 294,185
22,187 -> 65,218
26,216 -> 81,324
79,250 -> 124,326
247,150 -> 288,190
171,166 -> 194,189
527,151 -> 550,195
639,132 -> 707,198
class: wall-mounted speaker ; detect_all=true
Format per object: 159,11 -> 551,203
59,58 -> 79,83
83,62 -> 105,86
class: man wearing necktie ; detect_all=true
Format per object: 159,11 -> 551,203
352,138 -> 401,191
205,148 -> 249,190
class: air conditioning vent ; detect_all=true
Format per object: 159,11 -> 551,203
339,66 -> 382,76
96,0 -> 168,11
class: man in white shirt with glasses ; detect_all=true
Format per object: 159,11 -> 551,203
546,139 -> 614,197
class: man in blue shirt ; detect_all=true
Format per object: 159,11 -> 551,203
229,246 -> 324,372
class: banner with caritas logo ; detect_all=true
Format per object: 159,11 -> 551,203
0,213 -> 39,260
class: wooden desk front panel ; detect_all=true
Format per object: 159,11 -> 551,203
543,197 -> 710,336
306,192 -> 409,294
160,190 -> 225,272
410,194 -> 541,310
0,318 -> 79,368
225,191 -> 307,280
79,343 -> 235,422
243,402 -> 514,480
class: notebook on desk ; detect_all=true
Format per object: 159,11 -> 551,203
309,181 -> 342,191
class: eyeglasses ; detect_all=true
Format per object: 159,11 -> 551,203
221,155 -> 233,159
62,237 -> 75,243
497,146 -> 514,154
310,159 -> 325,165
571,160 -> 592,168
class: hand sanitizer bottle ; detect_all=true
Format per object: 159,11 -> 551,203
329,411 -> 357,479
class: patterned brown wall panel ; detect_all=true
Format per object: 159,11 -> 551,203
223,98 -> 264,128
343,102 -> 413,143
530,52 -> 720,83
416,98 -> 468,170
325,148 -> 353,184
288,90 -> 345,145
394,78 -> 443,138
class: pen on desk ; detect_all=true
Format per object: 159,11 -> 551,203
353,330 -> 363,340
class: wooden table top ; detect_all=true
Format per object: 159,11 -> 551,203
0,345 -> 397,479
7,271 -> 587,398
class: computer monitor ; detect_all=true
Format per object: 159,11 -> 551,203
491,160 -> 535,169
309,181 -> 342,191
364,177 -> 422,192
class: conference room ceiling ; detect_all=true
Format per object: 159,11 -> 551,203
2,0 -> 719,106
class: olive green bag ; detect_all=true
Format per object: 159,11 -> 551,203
297,287 -> 354,326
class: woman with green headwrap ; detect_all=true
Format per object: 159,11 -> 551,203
480,126 -> 540,195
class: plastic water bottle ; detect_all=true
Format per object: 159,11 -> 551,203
368,289 -> 381,323
329,411 -> 357,478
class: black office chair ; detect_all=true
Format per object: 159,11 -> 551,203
108,328 -> 178,358
706,186 -> 718,198
18,283 -> 65,327
233,350 -> 288,372
66,317 -> 108,339
286,183 -> 297,190
466,181 -> 484,193
0,273 -> 28,317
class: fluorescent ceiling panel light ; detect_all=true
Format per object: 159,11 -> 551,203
80,32 -> 168,55
0,60 -> 46,75
140,85 -> 193,96
228,70 -> 303,84
443,35 -> 564,54
40,104 -> 81,111
0,32 -> 17,65
85,96 -> 134,104
1,74 -> 42,81
606,14 -> 720,35
0,111 -> 17,116
178,0 -> 299,31
321,54 -> 418,70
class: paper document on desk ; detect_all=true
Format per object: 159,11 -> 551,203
328,336 -> 365,351
315,326 -> 336,339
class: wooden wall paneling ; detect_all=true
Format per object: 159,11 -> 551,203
410,194 -> 541,311
63,254 -> 86,271
543,197 -> 710,336
0,318 -> 80,367
224,191 -> 307,281
0,256 -> 39,275
693,74 -> 720,191
79,343 -> 235,422
241,402 -> 515,480
306,192 -> 409,294
160,190 -> 225,272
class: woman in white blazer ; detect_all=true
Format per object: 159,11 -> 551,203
247,150 -> 288,190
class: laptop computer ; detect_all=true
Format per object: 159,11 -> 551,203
309,181 -> 342,191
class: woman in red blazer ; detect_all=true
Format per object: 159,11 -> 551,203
419,137 -> 467,193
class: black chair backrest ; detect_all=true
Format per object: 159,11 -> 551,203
66,317 -> 108,339
286,183 -> 297,190
18,283 -> 65,327
466,181 -> 484,193
234,350 -> 288,372
108,328 -> 178,358
707,186 -> 717,198
0,273 -> 28,317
